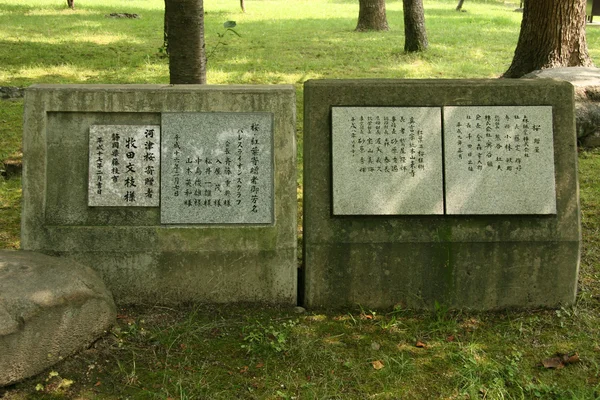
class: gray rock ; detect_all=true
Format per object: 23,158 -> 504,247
523,67 -> 600,146
0,87 -> 24,100
0,250 -> 116,387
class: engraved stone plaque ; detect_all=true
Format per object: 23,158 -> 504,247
332,107 -> 444,215
444,106 -> 556,214
88,125 -> 160,207
161,113 -> 274,224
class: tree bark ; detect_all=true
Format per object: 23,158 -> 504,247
165,0 -> 207,84
403,0 -> 428,52
67,0 -> 74,9
503,0 -> 592,78
240,0 -> 246,13
355,0 -> 389,32
456,0 -> 464,11
162,0 -> 169,55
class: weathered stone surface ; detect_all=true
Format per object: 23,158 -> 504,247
331,107 -> 443,215
0,86 -> 24,100
22,85 -> 297,304
304,79 -> 579,310
161,112 -> 274,224
444,106 -> 556,215
523,67 -> 600,146
0,250 -> 116,387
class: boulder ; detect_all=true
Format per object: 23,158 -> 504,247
523,67 -> 600,147
0,250 -> 116,387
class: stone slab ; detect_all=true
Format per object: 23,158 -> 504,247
0,250 -> 116,387
443,106 -> 556,215
21,85 -> 297,304
160,113 -> 274,224
303,79 -> 579,310
332,107 -> 443,215
88,125 -> 160,207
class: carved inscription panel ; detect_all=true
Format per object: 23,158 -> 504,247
160,113 -> 274,224
443,106 -> 556,214
332,107 -> 444,215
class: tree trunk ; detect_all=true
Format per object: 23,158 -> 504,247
403,0 -> 428,52
67,0 -> 74,9
355,0 -> 389,32
503,0 -> 592,78
240,0 -> 246,13
456,0 -> 464,11
165,0 -> 207,84
162,0 -> 169,55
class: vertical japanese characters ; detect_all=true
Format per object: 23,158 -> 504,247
453,112 -> 543,173
331,107 -> 444,215
88,125 -> 160,207
160,113 -> 274,224
444,106 -> 556,215
351,113 -> 426,177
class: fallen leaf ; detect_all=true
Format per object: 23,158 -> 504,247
240,366 -> 249,374
94,381 -> 101,387
446,335 -> 455,342
256,362 -> 264,368
371,341 -> 381,350
371,360 -> 384,370
541,352 -> 580,369
563,352 -> 580,364
542,357 -> 564,369
415,341 -> 427,348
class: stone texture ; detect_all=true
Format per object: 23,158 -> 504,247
22,85 -> 297,304
331,107 -> 443,215
161,112 -> 274,224
444,106 -> 556,215
0,86 -> 24,100
0,250 -> 116,387
303,79 -> 579,309
523,67 -> 600,147
88,125 -> 160,207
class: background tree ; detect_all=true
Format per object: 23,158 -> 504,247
164,0 -> 207,84
403,0 -> 427,52
503,0 -> 592,78
67,0 -> 74,9
355,0 -> 389,31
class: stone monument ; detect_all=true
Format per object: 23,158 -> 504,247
303,79 -> 580,309
22,84 -> 297,304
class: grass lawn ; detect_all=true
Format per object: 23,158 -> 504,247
1,0 -> 600,398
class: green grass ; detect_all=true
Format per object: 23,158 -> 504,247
2,0 -> 600,398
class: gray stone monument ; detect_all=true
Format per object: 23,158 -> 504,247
22,85 -> 297,304
303,79 -> 580,310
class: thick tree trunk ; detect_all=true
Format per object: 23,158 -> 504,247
456,0 -> 464,11
67,0 -> 74,9
403,0 -> 428,52
165,0 -> 207,84
240,0 -> 246,12
162,0 -> 169,55
503,0 -> 592,78
355,0 -> 389,32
